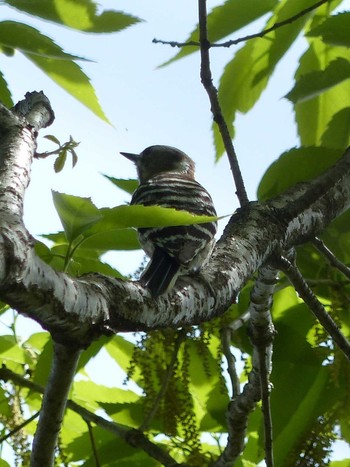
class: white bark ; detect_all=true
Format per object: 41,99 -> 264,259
0,93 -> 350,346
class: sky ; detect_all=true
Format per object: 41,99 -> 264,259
1,0 -> 350,462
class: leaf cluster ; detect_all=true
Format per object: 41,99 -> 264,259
0,0 -> 142,119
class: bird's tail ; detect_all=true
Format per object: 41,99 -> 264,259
140,248 -> 180,297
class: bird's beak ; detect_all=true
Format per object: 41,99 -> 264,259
120,152 -> 139,163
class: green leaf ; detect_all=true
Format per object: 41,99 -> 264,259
294,41 -> 350,146
103,175 -> 139,195
0,335 -> 27,364
330,461 -> 350,467
271,304 -> 332,466
0,70 -> 13,108
162,0 -> 278,66
0,21 -> 86,60
0,459 -> 12,467
72,380 -> 140,412
105,336 -> 142,387
67,255 -> 124,278
54,149 -> 67,173
215,0 -> 319,157
186,336 -> 230,431
307,12 -> 350,47
34,240 -> 53,264
41,231 -> 67,245
5,0 -> 142,33
43,226 -> 140,252
27,54 -> 109,122
0,21 -> 109,121
78,226 -> 140,251
76,336 -> 111,372
286,58 -> 350,103
94,205 -> 219,229
321,107 -> 350,149
257,146 -> 343,201
52,191 -> 102,242
44,134 -> 60,145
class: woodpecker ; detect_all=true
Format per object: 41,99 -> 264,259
120,145 -> 217,297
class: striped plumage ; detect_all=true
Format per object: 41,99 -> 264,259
121,145 -> 217,297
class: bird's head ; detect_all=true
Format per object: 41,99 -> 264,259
120,145 -> 195,182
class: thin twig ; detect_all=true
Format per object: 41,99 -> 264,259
153,0 -> 329,49
139,330 -> 185,432
0,366 -> 180,467
198,0 -> 249,207
312,237 -> 350,280
220,327 -> 240,398
275,255 -> 350,362
0,411 -> 40,443
86,420 -> 101,467
258,347 -> 274,467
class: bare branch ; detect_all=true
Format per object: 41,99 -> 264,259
86,420 -> 101,467
153,0 -> 329,49
248,265 -> 278,467
31,343 -> 81,467
198,0 -> 249,207
0,366 -> 181,467
220,327 -> 240,398
212,0 -> 329,48
312,237 -> 350,280
215,265 -> 277,466
0,411 -> 40,444
275,255 -> 350,362
213,368 -> 261,467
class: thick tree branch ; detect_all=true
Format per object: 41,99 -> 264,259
1,95 -> 350,349
249,265 -> 277,467
30,343 -> 81,467
215,265 -> 277,466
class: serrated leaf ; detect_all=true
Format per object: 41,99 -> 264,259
41,231 -> 67,245
162,0 -> 278,66
103,175 -> 139,195
27,54 -> 110,122
6,0 -> 141,33
307,12 -> 350,47
73,380 -> 139,410
0,70 -> 13,107
0,21 -> 109,121
52,191 -> 102,242
286,57 -> 350,103
0,21 -> 86,60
